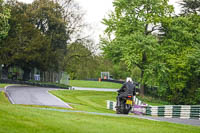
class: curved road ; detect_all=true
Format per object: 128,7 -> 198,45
72,86 -> 118,92
4,85 -> 200,126
72,86 -> 200,126
5,85 -> 72,108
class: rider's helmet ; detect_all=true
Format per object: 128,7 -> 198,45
126,77 -> 133,83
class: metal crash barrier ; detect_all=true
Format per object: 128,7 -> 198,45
107,96 -> 148,114
146,105 -> 200,120
107,97 -> 200,120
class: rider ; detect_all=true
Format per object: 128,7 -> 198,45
116,77 -> 136,107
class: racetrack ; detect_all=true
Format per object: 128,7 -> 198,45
72,86 -> 117,92
5,85 -> 72,108
4,85 -> 200,127
35,107 -> 200,127
72,86 -> 200,126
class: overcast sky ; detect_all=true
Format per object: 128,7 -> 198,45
18,0 -> 182,43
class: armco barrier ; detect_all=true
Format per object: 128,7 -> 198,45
0,79 -> 70,89
146,105 -> 200,120
107,96 -> 148,113
107,100 -> 117,111
86,79 -> 124,84
107,98 -> 200,120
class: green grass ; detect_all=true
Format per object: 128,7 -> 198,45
0,91 -> 10,104
50,90 -> 117,113
137,95 -> 170,106
0,91 -> 200,133
69,80 -> 122,89
68,80 -> 171,106
0,84 -> 9,88
0,83 -> 169,106
29,80 -> 71,88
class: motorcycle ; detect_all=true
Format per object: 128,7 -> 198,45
116,92 -> 133,114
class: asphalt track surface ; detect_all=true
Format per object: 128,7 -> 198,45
4,85 -> 200,127
5,85 -> 72,108
36,108 -> 200,127
72,86 -> 200,126
72,86 -> 118,92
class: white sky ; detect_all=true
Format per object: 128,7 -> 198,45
17,0 -> 182,43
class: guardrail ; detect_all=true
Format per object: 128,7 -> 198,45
146,105 -> 200,120
107,98 -> 200,120
107,96 -> 148,113
86,79 -> 125,84
0,79 -> 70,89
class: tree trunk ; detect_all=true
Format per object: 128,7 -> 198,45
140,51 -> 147,97
23,68 -> 31,81
140,69 -> 145,97
2,65 -> 9,79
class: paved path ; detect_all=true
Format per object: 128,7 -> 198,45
5,85 -> 200,126
72,86 -> 118,92
5,85 -> 72,108
72,86 -> 200,126
0,88 -> 3,91
35,108 -> 200,127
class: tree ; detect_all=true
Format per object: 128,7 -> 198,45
180,0 -> 200,15
55,0 -> 86,42
27,0 -> 86,71
0,1 -> 52,80
27,0 -> 68,71
150,0 -> 200,104
101,0 -> 173,96
156,14 -> 200,104
64,39 -> 98,79
0,0 -> 10,41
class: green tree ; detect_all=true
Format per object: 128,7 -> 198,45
0,0 -> 10,40
158,14 -> 200,104
27,0 -> 86,72
180,0 -> 200,15
0,1 -> 52,80
1,0 -> 87,80
27,0 -> 68,71
64,39 -> 99,79
101,0 -> 173,96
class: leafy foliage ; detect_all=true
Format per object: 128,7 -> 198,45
157,15 -> 200,104
101,0 -> 200,104
0,0 -> 86,80
180,0 -> 200,15
27,0 -> 68,71
0,0 -> 10,40
0,1 -> 53,80
101,0 -> 173,95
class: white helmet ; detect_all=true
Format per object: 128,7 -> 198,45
126,77 -> 133,83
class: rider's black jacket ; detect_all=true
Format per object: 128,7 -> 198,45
117,82 -> 136,96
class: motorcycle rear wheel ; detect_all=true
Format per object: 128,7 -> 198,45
123,104 -> 132,114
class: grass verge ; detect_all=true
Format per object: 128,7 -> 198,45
0,83 -> 169,106
29,80 -> 71,89
69,80 -> 122,89
0,83 -> 9,88
50,90 -> 116,113
137,95 -> 170,106
0,91 -> 10,104
0,91 -> 200,133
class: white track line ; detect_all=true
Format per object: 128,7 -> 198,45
4,85 -> 16,104
47,91 -> 73,109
